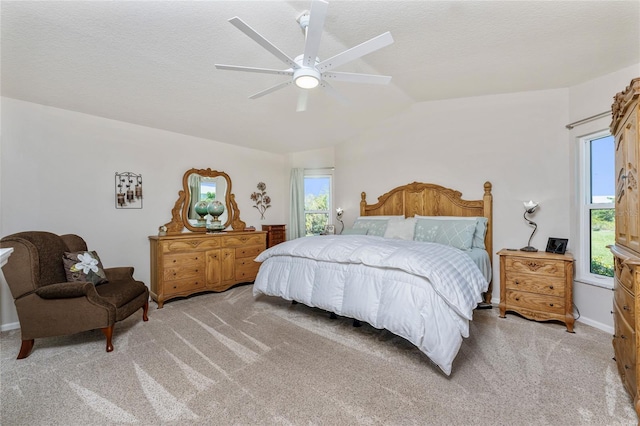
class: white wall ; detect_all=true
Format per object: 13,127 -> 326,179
0,97 -> 287,330
334,64 -> 639,333
335,87 -> 571,292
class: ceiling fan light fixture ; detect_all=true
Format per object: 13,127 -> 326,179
294,68 -> 320,89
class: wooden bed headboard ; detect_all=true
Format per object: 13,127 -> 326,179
360,181 -> 493,303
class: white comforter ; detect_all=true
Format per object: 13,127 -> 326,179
253,235 -> 489,375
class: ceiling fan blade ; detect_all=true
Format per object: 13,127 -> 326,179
296,90 -> 309,112
302,0 -> 328,68
317,32 -> 394,72
215,64 -> 294,77
249,81 -> 292,99
323,71 -> 392,85
320,81 -> 348,105
228,17 -> 299,69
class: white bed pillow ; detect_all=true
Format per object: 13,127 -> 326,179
383,217 -> 416,240
415,215 -> 487,249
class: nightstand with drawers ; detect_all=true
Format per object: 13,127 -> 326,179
498,249 -> 575,332
262,224 -> 286,248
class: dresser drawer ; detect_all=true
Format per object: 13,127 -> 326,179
161,238 -> 220,253
504,273 -> 565,297
505,290 -> 565,315
615,257 -> 636,295
235,260 -> 260,281
505,257 -> 566,278
164,276 -> 206,294
613,306 -> 637,396
222,234 -> 265,247
614,280 -> 635,325
235,245 -> 264,259
163,253 -> 205,281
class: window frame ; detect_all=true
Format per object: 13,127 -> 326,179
576,129 -> 614,289
303,169 -> 334,235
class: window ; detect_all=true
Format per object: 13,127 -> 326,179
578,131 -> 615,287
199,179 -> 216,202
304,170 -> 333,235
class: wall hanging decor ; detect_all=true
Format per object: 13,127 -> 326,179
115,172 -> 143,209
250,182 -> 271,219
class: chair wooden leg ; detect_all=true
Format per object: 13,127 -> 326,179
17,339 -> 34,359
142,299 -> 149,322
101,325 -> 114,352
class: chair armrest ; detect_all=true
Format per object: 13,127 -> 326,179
35,282 -> 96,299
104,267 -> 135,282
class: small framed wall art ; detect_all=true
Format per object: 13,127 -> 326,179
115,172 -> 143,209
324,224 -> 336,235
545,237 -> 568,255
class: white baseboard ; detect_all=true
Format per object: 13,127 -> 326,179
1,322 -> 20,332
489,297 -> 613,335
576,317 -> 613,335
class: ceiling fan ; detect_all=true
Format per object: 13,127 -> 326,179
215,0 -> 394,112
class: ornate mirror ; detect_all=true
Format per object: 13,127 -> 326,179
164,168 -> 245,234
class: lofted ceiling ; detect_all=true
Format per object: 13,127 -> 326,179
2,1 -> 639,154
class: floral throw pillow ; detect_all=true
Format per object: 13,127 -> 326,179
62,251 -> 108,285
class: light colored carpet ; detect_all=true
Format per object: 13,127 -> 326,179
0,284 -> 636,425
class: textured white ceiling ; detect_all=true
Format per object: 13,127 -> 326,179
2,1 -> 639,153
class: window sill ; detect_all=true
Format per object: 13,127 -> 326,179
574,274 -> 613,290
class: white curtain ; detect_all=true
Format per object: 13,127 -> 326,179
289,168 -> 305,239
188,174 -> 201,219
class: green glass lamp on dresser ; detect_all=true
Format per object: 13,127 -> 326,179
610,77 -> 640,418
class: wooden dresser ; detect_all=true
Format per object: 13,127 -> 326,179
610,77 -> 640,416
498,249 -> 574,332
149,231 -> 266,308
262,224 -> 286,248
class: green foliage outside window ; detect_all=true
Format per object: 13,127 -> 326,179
590,209 -> 614,278
305,192 -> 328,235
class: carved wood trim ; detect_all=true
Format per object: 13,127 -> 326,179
611,77 -> 640,135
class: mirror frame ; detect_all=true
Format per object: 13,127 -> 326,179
164,168 -> 246,234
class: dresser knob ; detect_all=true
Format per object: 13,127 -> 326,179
621,334 -> 627,339
625,365 -> 631,370
173,259 -> 177,263
549,285 -> 554,290
549,303 -> 554,307
515,297 -> 520,301
173,285 -> 177,289
515,280 -> 519,285
623,305 -> 631,311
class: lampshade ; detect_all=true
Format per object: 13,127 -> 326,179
521,200 -> 539,252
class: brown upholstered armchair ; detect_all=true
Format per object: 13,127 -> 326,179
0,231 -> 149,359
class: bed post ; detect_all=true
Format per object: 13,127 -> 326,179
479,181 -> 493,307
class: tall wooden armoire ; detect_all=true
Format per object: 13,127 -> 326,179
610,77 -> 640,417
